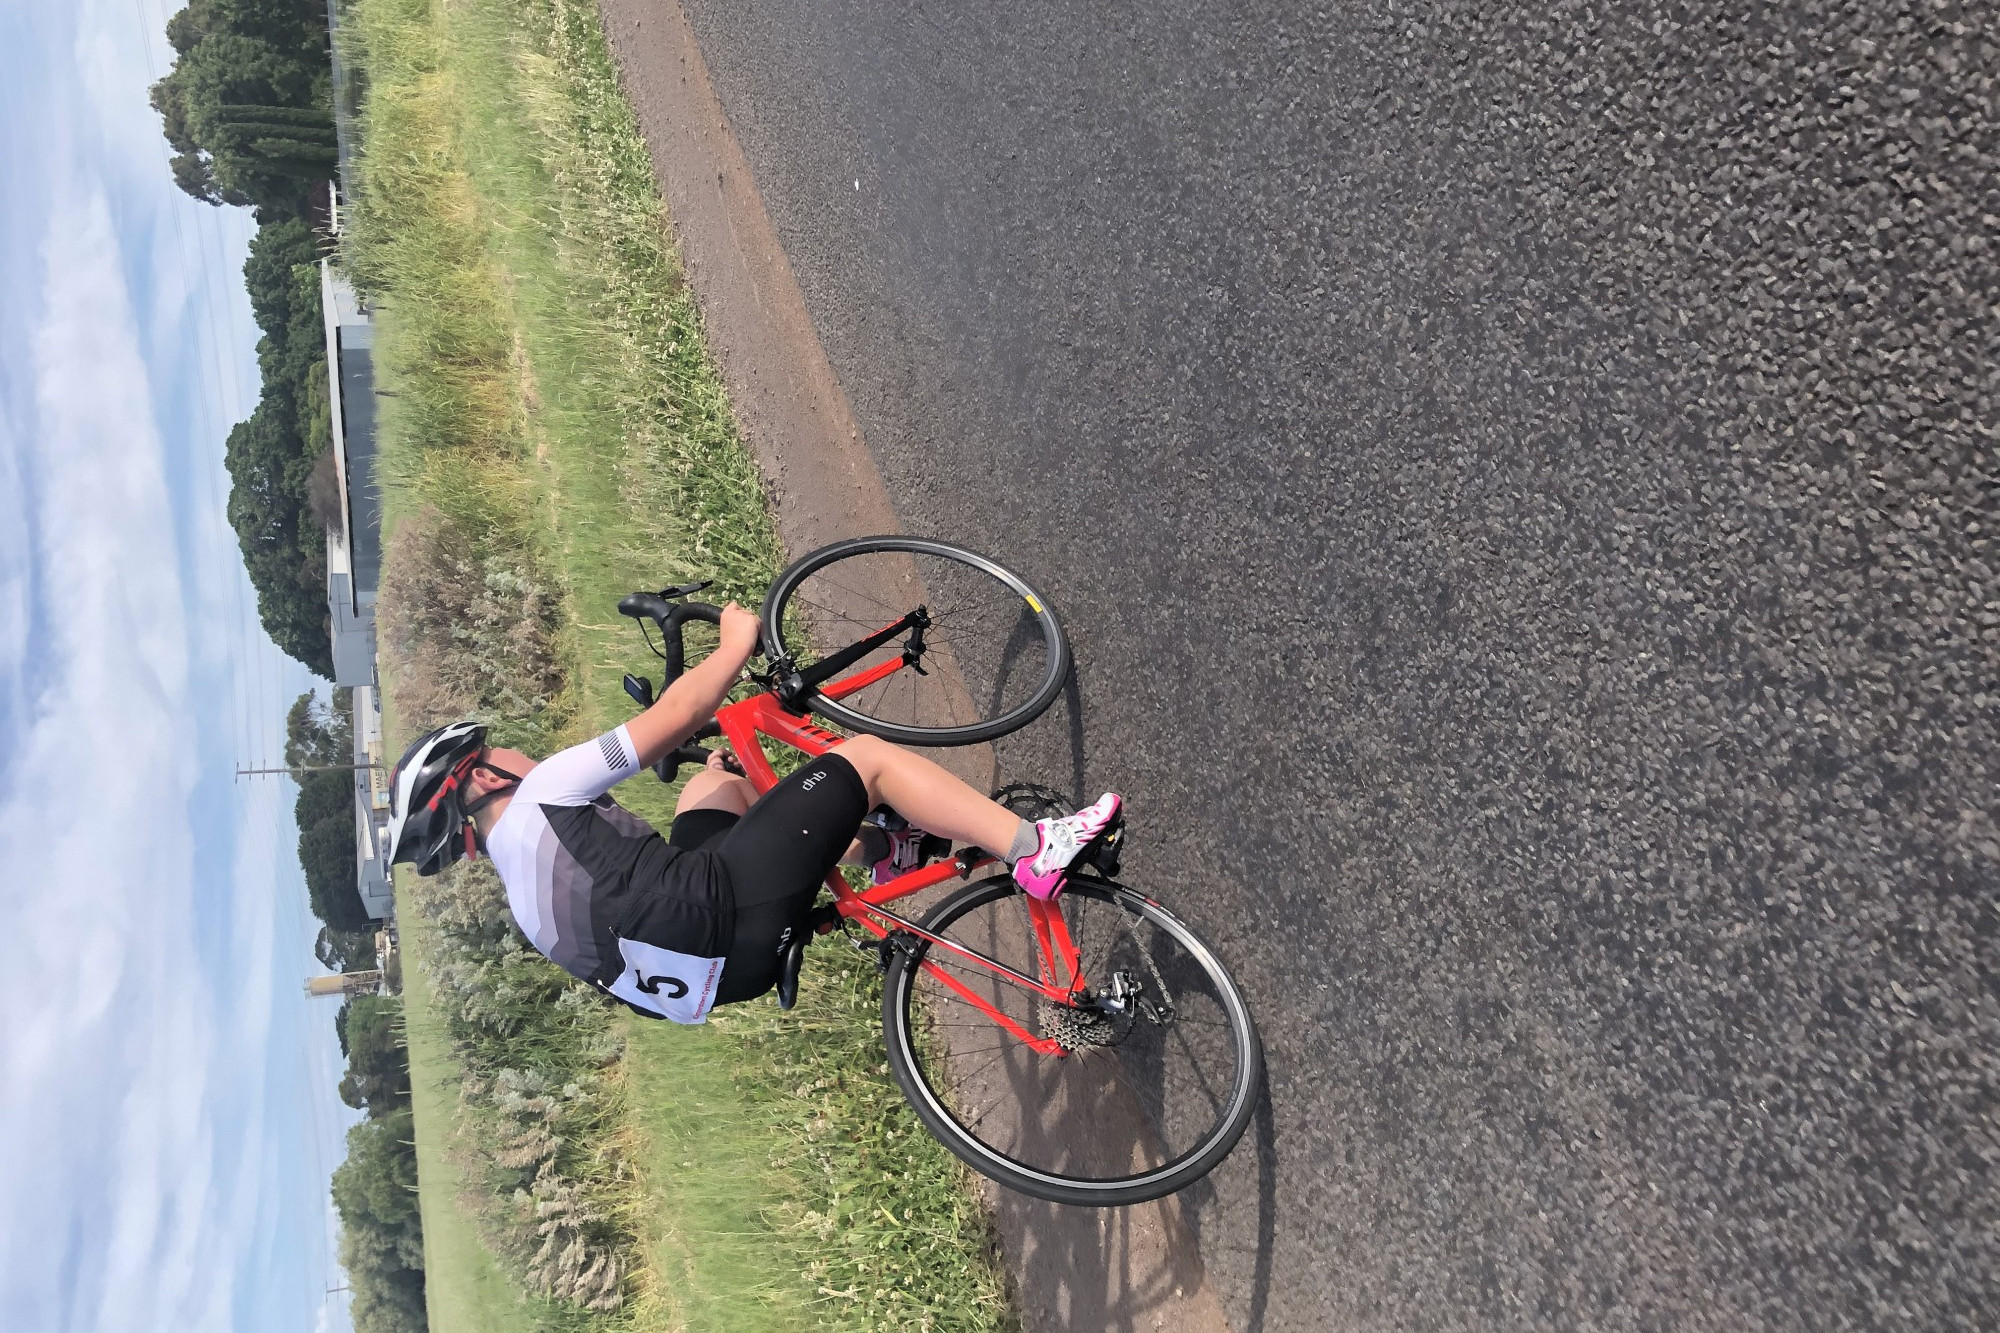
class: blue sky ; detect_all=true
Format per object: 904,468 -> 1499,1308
0,3 -> 362,1331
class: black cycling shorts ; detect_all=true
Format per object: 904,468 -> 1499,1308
667,752 -> 869,1004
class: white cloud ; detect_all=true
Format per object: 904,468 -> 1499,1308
0,10 -> 352,1332
0,423 -> 31,736
0,183 -> 226,1333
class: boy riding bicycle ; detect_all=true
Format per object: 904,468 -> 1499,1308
386,601 -> 1120,1023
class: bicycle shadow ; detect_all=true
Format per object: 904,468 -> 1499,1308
974,1068 -> 1234,1332
935,903 -> 1256,1332
985,610 -> 1088,805
987,1186 -> 1222,1331
1176,1067 -> 1280,1332
983,1037 -> 1279,1333
976,607 -> 1280,1331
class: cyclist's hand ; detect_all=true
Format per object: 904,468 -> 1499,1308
718,601 -> 762,663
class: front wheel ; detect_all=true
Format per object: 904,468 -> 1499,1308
881,874 -> 1263,1206
759,536 -> 1071,746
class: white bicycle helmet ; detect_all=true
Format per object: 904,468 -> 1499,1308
385,721 -> 519,876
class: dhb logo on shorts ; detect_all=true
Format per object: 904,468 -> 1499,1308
606,937 -> 724,1024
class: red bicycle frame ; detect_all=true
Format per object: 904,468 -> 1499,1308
710,668 -> 1085,1058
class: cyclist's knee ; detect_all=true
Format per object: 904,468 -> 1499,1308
830,734 -> 892,783
676,768 -> 754,816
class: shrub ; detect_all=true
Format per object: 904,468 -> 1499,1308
376,504 -> 568,740
333,1104 -> 429,1332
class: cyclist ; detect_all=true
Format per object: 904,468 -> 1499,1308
385,601 -> 1119,1023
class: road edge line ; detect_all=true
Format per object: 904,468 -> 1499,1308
593,6 -> 1239,1331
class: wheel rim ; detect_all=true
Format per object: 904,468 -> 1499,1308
891,877 -> 1259,1196
763,538 -> 1067,744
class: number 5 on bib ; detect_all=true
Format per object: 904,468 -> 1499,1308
605,937 -> 725,1023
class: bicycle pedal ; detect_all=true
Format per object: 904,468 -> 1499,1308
1083,820 -> 1124,876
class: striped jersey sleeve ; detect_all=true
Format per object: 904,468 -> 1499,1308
509,725 -> 642,808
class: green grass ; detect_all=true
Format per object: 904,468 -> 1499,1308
349,0 -> 1016,1327
399,882 -> 565,1333
623,962 -> 1022,1333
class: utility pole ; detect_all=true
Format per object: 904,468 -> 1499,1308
236,761 -> 382,779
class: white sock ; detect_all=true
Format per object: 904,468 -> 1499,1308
1005,819 -> 1039,865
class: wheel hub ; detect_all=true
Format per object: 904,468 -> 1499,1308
1042,975 -> 1143,1050
1042,1003 -> 1123,1050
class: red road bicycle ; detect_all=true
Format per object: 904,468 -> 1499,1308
618,535 -> 1262,1206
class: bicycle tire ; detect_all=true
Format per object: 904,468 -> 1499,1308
759,536 -> 1071,746
881,873 -> 1263,1207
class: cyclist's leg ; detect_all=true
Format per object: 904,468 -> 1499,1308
709,752 -> 871,1002
828,735 -> 1023,856
675,750 -> 756,818
831,735 -> 1120,897
679,749 -> 881,866
708,737 -> 1118,1006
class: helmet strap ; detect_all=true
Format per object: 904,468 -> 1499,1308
460,759 -> 523,818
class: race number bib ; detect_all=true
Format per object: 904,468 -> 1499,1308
604,937 -> 726,1024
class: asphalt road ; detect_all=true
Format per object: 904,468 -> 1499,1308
669,3 -> 1996,1328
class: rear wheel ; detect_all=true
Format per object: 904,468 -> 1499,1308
881,874 -> 1263,1206
759,536 -> 1070,746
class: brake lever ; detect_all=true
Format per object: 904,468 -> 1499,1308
652,743 -> 715,783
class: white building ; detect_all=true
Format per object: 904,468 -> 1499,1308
320,259 -> 393,921
322,262 -> 379,690
351,683 -> 393,919
321,0 -> 393,924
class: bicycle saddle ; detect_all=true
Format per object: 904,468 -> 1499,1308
776,931 -> 807,1011
775,904 -> 844,1011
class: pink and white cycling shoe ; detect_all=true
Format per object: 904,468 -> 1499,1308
872,826 -> 952,886
1012,792 -> 1123,901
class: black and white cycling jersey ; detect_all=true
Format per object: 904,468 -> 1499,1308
483,725 -> 732,1023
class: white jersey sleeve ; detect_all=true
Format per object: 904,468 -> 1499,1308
510,725 -> 643,808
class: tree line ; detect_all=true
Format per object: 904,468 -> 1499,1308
333,993 -> 428,1333
149,7 -> 426,1325
150,0 -> 337,212
153,0 -> 344,677
286,689 -> 375,958
290,690 -> 426,1331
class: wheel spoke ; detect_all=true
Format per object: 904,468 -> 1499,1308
765,538 -> 1067,743
887,875 -> 1260,1202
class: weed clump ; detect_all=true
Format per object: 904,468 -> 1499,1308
378,504 -> 567,741
411,859 -> 633,1313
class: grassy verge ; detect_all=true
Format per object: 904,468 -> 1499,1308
346,0 -> 1015,1327
399,881 -> 566,1333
